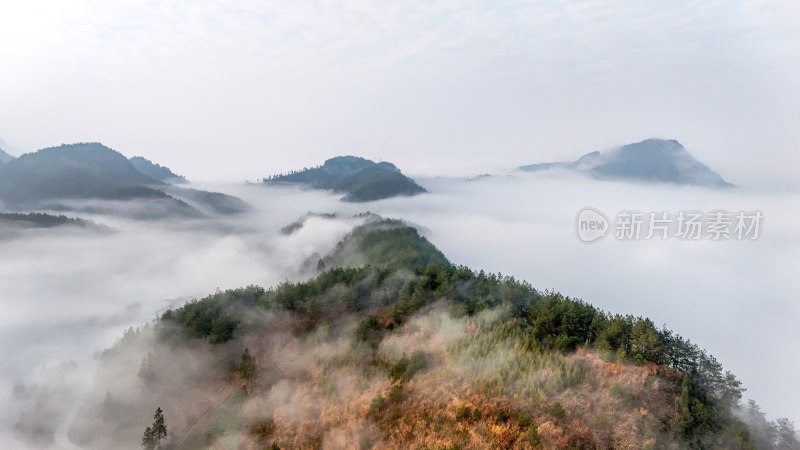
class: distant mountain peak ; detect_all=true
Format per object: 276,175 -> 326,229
264,155 -> 425,202
518,138 -> 734,188
0,142 -> 248,218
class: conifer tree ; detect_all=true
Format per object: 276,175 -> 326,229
239,347 -> 257,393
141,426 -> 154,450
152,407 -> 167,444
141,407 -> 167,449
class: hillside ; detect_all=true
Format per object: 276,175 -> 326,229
0,143 -> 248,216
264,156 -> 426,202
51,216 -> 799,450
129,156 -> 186,183
162,186 -> 251,215
518,139 -> 734,188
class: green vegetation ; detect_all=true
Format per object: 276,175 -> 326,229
323,217 -> 450,270
160,286 -> 265,343
389,351 -> 427,382
449,321 -> 586,399
547,402 -> 566,422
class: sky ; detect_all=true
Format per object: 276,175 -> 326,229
1,0 -> 799,187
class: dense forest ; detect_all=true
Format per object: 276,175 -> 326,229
58,216 -> 798,449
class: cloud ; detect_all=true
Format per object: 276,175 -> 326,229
0,0 -> 798,186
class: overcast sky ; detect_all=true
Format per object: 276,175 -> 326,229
1,0 -> 799,186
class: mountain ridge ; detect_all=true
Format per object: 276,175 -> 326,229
518,139 -> 734,188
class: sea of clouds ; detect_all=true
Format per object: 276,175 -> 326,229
0,173 -> 797,448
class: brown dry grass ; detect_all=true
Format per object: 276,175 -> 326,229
233,313 -> 685,450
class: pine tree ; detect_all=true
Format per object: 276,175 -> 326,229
140,407 -> 167,449
141,426 -> 155,450
630,318 -> 664,364
151,407 -> 167,445
239,347 -> 257,393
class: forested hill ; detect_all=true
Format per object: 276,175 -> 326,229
0,143 -> 161,204
0,143 -> 249,216
62,216 -> 798,450
264,156 -> 426,202
518,139 -> 734,188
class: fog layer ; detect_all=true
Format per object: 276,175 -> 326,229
1,175 -> 797,447
0,185 -> 359,448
